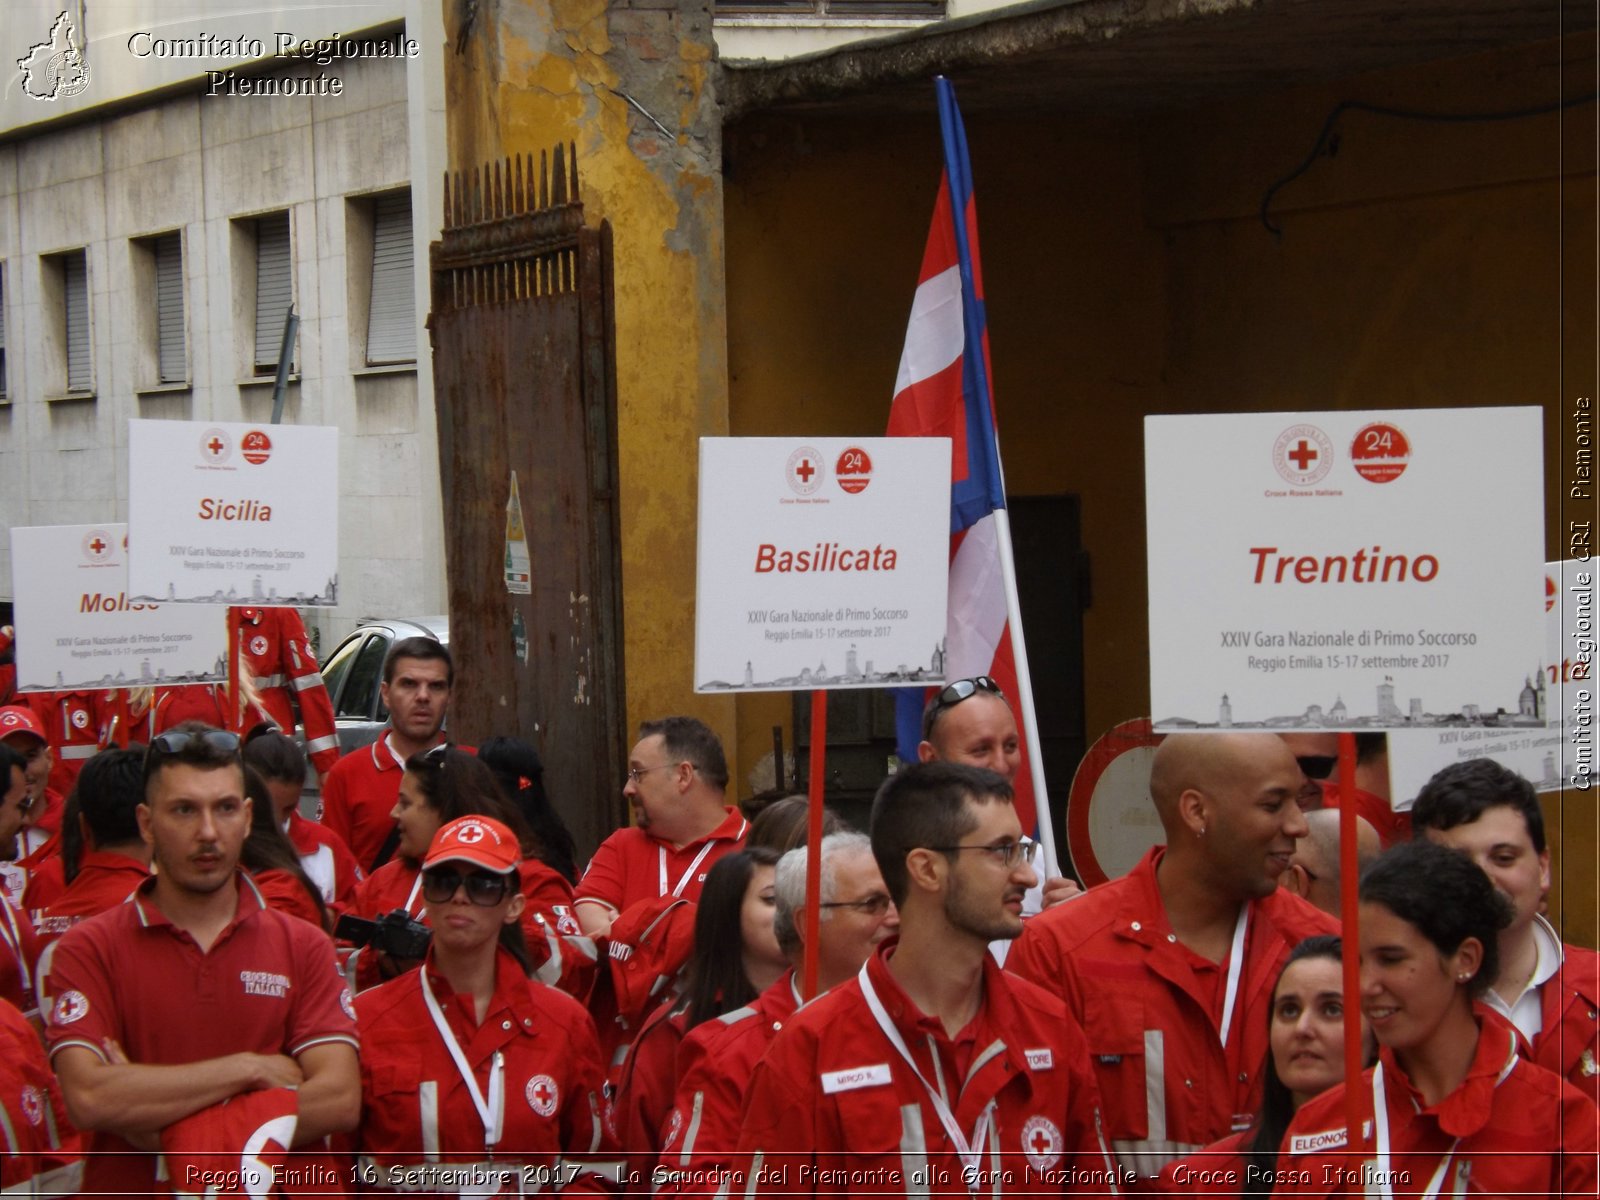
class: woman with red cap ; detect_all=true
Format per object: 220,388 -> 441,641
352,814 -> 619,1194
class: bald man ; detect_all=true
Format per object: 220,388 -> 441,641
1007,732 -> 1336,1182
917,677 -> 1080,906
1280,807 -> 1380,917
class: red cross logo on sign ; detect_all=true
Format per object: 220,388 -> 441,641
526,1074 -> 558,1117
81,529 -> 115,563
200,428 -> 233,465
1272,424 -> 1332,487
785,446 -> 824,496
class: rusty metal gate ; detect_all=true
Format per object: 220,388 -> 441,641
429,145 -> 627,859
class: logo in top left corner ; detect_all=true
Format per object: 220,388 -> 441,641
81,529 -> 115,565
17,12 -> 91,102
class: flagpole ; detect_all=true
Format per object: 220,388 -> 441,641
990,507 -> 1060,887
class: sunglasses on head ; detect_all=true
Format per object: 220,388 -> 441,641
922,676 -> 1005,738
144,729 -> 242,779
420,867 -> 514,907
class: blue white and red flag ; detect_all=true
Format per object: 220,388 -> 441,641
888,78 -> 1057,877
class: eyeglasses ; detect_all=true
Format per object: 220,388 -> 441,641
922,676 -> 1005,738
1296,755 -> 1337,781
925,838 -> 1039,869
420,868 -> 515,907
626,762 -> 683,785
818,893 -> 893,917
145,729 -> 242,780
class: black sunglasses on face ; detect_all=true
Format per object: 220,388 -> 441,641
421,868 -> 514,907
1296,755 -> 1338,781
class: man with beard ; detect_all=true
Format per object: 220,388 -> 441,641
736,762 -> 1118,1196
44,722 -> 359,1195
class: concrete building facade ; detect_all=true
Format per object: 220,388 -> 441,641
0,1 -> 449,649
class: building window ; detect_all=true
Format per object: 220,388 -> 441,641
253,212 -> 293,375
153,233 -> 186,383
42,249 -> 93,396
134,232 -> 187,387
366,192 -> 416,365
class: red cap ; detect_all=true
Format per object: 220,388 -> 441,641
0,706 -> 47,745
424,815 -> 521,874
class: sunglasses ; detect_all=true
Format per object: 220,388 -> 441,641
922,676 -> 1005,738
144,729 -> 242,779
1296,755 -> 1338,781
421,867 -> 514,907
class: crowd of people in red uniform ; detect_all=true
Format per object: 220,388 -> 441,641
0,623 -> 1594,1197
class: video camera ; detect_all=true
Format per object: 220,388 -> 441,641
334,909 -> 432,960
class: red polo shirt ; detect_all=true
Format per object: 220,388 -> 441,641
44,872 -> 359,1195
321,735 -> 472,872
35,850 -> 150,945
576,808 -> 749,914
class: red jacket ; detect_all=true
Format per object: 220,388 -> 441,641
34,850 -> 151,945
1276,1012 -> 1598,1197
23,691 -> 126,796
322,735 -> 467,872
737,944 -> 1122,1196
150,684 -> 271,738
353,947 -> 619,1194
285,811 -> 362,909
1006,846 -> 1337,1180
0,996 -> 79,1194
655,971 -> 803,1197
236,607 -> 341,778
610,997 -> 688,1162
1150,1128 -> 1249,1195
0,893 -> 41,1020
1530,940 -> 1600,1102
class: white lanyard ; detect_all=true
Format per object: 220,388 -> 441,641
0,899 -> 29,991
420,970 -> 506,1153
1371,1038 -> 1518,1200
405,872 -> 425,916
659,841 -> 717,899
858,964 -> 992,1191
1218,904 -> 1249,1049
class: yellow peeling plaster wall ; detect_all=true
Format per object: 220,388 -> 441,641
445,0 -> 737,776
724,35 -> 1596,928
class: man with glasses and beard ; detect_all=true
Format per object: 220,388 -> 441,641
44,722 -> 359,1195
574,716 -> 748,939
736,762 -> 1118,1196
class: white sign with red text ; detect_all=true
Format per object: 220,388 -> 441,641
10,523 -> 228,691
1146,408 -> 1544,731
127,420 -> 339,606
1387,558 -> 1595,801
694,438 -> 950,693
